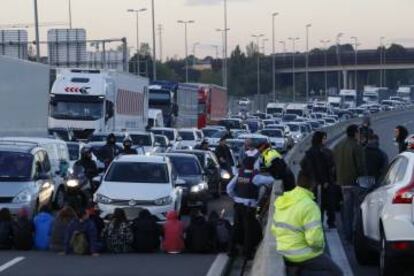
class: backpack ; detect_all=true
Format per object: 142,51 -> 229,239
70,231 -> 89,255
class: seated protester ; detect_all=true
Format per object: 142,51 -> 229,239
33,205 -> 54,250
208,211 -> 232,252
162,211 -> 185,254
50,206 -> 77,252
0,208 -> 13,250
64,208 -> 99,256
103,208 -> 133,253
272,171 -> 343,276
12,208 -> 33,250
86,203 -> 105,251
185,210 -> 215,253
131,209 -> 161,253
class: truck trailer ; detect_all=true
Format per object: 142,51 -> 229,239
48,68 -> 149,140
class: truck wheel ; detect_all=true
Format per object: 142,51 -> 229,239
354,214 -> 378,265
380,231 -> 395,276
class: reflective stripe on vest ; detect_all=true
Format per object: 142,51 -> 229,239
273,220 -> 321,233
277,247 -> 314,256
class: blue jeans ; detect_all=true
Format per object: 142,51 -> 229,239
340,186 -> 360,242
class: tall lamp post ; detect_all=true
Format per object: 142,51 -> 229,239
305,24 -> 312,102
272,12 -> 279,101
380,36 -> 385,87
33,0 -> 40,62
223,0 -> 228,88
279,41 -> 286,58
127,8 -> 147,76
320,39 -> 330,98
217,28 -> 230,86
288,37 -> 300,101
68,0 -> 73,29
252,34 -> 264,99
350,36 -> 359,90
336,32 -> 344,91
178,20 -> 195,82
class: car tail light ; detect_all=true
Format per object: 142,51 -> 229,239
392,179 -> 414,204
391,242 -> 410,251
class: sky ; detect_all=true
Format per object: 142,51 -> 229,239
1,0 -> 413,60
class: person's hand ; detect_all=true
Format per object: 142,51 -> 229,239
92,253 -> 100,257
58,252 -> 66,256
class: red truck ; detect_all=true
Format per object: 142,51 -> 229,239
176,83 -> 228,129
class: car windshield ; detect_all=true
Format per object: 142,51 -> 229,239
287,124 -> 300,131
0,152 -> 33,181
179,131 -> 195,141
267,108 -> 283,114
212,130 -> 228,138
155,136 -> 168,146
313,107 -> 328,113
219,120 -> 241,129
260,130 -> 283,138
286,110 -> 303,116
282,114 -> 297,122
169,156 -> 201,176
202,128 -> 220,138
105,162 -> 169,183
51,100 -> 103,121
67,143 -> 80,161
130,134 -> 152,146
152,129 -> 175,141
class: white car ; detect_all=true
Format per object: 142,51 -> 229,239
127,131 -> 156,154
178,128 -> 200,150
94,155 -> 183,221
150,127 -> 182,149
285,123 -> 307,143
355,151 -> 414,275
258,129 -> 288,153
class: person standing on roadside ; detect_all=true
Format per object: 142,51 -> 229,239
365,134 -> 388,182
300,131 -> 337,229
333,124 -> 366,242
359,116 -> 373,146
394,125 -> 409,153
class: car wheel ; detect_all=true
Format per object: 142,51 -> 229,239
380,231 -> 395,276
54,186 -> 66,210
354,213 -> 378,265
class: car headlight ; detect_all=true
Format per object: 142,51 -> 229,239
154,196 -> 173,206
191,182 -> 208,193
95,193 -> 113,204
66,179 -> 79,188
221,170 -> 231,180
294,134 -> 302,139
13,189 -> 32,203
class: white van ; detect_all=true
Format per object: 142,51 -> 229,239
148,109 -> 164,128
0,137 -> 70,208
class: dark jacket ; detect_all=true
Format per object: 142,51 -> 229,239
50,218 -> 71,252
185,216 -> 215,253
334,137 -> 366,186
0,220 -> 13,249
359,126 -> 373,146
65,218 -> 99,254
365,143 -> 388,181
103,221 -> 133,253
33,212 -> 54,250
99,143 -> 120,167
121,148 -> 138,155
215,144 -> 234,168
12,217 -> 33,250
131,213 -> 161,252
396,126 -> 409,153
74,158 -> 98,180
301,146 -> 335,185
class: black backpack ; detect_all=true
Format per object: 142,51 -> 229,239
12,218 -> 33,250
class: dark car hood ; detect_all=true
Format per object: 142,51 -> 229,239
179,175 -> 204,187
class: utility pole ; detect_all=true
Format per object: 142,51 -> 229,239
336,32 -> 344,91
252,34 -> 265,100
305,24 -> 312,102
68,0 -> 73,29
351,36 -> 359,90
127,8 -> 147,76
178,20 -> 195,82
320,39 -> 330,98
151,0 -> 157,80
288,37 -> 300,102
279,41 -> 286,58
261,38 -> 269,55
223,0 -> 228,88
272,12 -> 279,102
217,28 -> 229,87
158,24 -> 163,62
33,0 -> 40,62
380,36 -> 385,87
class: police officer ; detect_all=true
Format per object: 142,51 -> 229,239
226,152 -> 271,259
257,141 -> 282,170
121,136 -> 138,155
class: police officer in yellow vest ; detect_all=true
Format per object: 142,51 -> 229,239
272,170 -> 343,275
258,142 -> 282,169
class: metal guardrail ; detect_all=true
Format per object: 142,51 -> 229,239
250,108 -> 413,276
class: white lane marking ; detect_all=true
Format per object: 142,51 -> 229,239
326,230 -> 354,276
0,257 -> 25,273
206,253 -> 229,276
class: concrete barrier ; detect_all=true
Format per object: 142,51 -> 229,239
249,109 -> 413,276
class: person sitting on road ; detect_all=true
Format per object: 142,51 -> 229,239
86,203 -> 105,251
162,211 -> 185,254
121,136 -> 138,155
185,210 -> 215,253
272,170 -> 343,276
102,208 -> 133,254
33,205 -> 54,250
12,208 -> 33,251
50,206 -> 77,252
64,208 -> 99,256
0,208 -> 13,250
131,209 -> 161,253
208,210 -> 232,252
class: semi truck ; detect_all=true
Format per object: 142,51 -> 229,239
396,86 -> 414,102
48,68 -> 149,140
339,89 -> 357,108
176,83 -> 227,129
148,81 -> 178,127
266,102 -> 288,116
327,96 -> 343,109
0,56 -> 50,137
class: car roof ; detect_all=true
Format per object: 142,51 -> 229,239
178,128 -> 196,132
151,127 -> 176,131
238,134 -> 268,139
157,152 -> 198,159
115,155 -> 168,164
0,143 -> 36,154
127,131 -> 152,135
0,137 -> 66,145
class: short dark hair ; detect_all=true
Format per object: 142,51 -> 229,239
312,131 -> 327,147
296,170 -> 313,190
346,124 -> 359,138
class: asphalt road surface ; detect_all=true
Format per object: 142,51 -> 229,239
0,197 -> 233,276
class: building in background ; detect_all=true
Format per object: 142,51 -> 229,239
0,30 -> 28,59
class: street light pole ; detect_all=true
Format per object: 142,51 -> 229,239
305,24 -> 312,102
288,37 -> 300,102
272,12 -> 279,102
262,38 -> 269,55
127,8 -> 147,76
68,0 -> 73,29
350,36 -> 359,90
223,0 -> 228,88
178,20 -> 195,82
320,39 -> 330,98
217,28 -> 230,87
336,32 -> 344,91
158,24 -> 163,62
151,0 -> 157,80
252,34 -> 264,99
279,41 -> 286,58
33,0 -> 40,62
380,36 -> 385,87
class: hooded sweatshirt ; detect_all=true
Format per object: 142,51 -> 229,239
272,187 -> 324,263
33,212 -> 54,250
162,211 -> 184,253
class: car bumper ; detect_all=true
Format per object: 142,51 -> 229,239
97,202 -> 175,221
